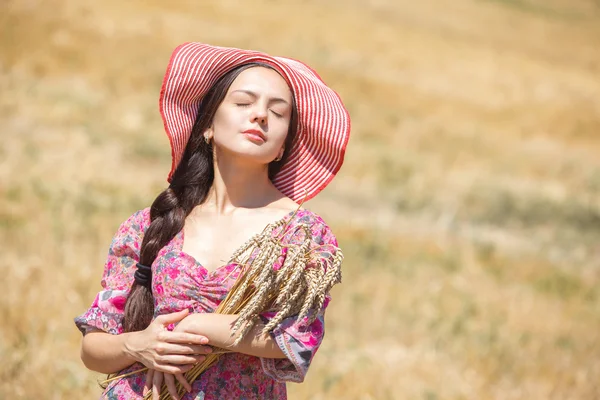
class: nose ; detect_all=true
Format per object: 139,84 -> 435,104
250,107 -> 268,125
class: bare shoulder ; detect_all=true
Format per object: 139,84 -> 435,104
266,196 -> 305,215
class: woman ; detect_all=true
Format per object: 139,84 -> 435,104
75,43 -> 351,399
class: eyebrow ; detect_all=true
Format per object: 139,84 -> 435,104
231,89 -> 290,105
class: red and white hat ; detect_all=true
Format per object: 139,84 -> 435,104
159,42 -> 351,203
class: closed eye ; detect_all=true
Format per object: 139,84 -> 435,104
270,110 -> 283,118
236,103 -> 251,107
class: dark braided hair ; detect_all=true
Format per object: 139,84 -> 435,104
122,63 -> 298,332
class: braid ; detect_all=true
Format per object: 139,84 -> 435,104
123,187 -> 198,332
122,91 -> 215,333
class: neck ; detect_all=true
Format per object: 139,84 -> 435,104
203,153 -> 278,215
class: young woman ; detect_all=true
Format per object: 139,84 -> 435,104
75,43 -> 350,399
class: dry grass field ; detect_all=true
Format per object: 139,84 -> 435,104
1,0 -> 600,398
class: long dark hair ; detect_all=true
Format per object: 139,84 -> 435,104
122,63 -> 298,332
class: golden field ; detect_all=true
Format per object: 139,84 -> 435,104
1,0 -> 600,398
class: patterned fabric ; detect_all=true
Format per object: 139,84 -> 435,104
75,207 -> 338,399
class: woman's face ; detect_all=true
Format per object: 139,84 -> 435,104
208,66 -> 293,165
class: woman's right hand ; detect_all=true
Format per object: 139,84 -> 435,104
124,309 -> 213,374
143,369 -> 192,400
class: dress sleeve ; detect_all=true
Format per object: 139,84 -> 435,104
74,208 -> 150,336
259,212 -> 340,383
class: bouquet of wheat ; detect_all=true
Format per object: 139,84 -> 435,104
103,209 -> 343,400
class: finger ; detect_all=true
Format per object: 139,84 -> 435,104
152,370 -> 164,400
143,369 -> 154,396
161,331 -> 209,345
157,354 -> 207,365
164,373 -> 180,400
175,373 -> 192,394
153,363 -> 195,375
157,343 -> 213,355
154,309 -> 189,325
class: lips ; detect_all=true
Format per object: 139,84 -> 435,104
242,129 -> 266,142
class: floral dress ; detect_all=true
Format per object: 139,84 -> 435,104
74,207 -> 339,399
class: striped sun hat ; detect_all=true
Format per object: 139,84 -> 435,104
159,42 -> 351,203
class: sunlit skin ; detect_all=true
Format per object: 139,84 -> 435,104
80,67 -> 299,400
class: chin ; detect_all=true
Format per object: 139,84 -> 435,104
221,147 -> 274,165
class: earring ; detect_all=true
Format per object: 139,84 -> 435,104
204,134 -> 211,145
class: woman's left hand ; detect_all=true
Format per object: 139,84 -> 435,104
142,313 -> 210,399
143,368 -> 192,400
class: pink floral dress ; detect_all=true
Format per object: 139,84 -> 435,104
75,208 -> 338,399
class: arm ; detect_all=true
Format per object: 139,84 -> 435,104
175,313 -> 286,359
81,330 -> 138,374
80,309 -> 212,375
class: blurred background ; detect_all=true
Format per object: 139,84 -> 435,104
1,0 -> 600,399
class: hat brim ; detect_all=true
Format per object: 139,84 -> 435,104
159,42 -> 351,203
